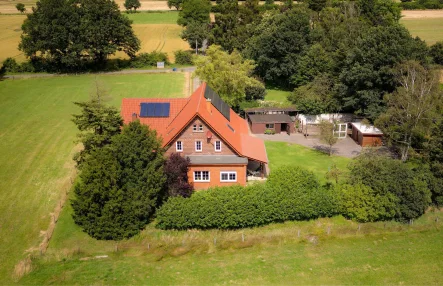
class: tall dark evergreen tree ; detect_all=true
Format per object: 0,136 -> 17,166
71,121 -> 166,240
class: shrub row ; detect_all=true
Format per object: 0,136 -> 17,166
174,50 -> 194,65
129,51 -> 170,68
156,166 -> 338,230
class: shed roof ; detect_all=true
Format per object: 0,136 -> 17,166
351,122 -> 383,135
244,107 -> 298,113
186,155 -> 248,165
249,114 -> 292,124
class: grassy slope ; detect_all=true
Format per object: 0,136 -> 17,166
21,218 -> 443,284
0,73 -> 185,283
265,89 -> 291,103
401,18 -> 443,45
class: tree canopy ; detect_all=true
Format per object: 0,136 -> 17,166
194,45 -> 264,108
71,121 -> 166,240
19,0 -> 140,69
177,0 -> 211,27
124,0 -> 141,12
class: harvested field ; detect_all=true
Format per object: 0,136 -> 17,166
0,13 -> 189,64
401,10 -> 443,19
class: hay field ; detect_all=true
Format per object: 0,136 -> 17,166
0,73 -> 186,284
401,18 -> 443,45
0,12 -> 188,64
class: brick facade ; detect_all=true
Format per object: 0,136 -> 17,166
165,117 -> 238,157
188,165 -> 247,190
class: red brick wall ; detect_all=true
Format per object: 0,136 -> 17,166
188,164 -> 247,190
165,117 -> 238,157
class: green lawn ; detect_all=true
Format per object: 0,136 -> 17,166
125,11 -> 179,25
265,141 -> 350,182
401,18 -> 443,45
265,88 -> 292,104
0,73 -> 185,284
21,212 -> 443,284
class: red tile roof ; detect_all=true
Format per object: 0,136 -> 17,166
121,83 -> 268,163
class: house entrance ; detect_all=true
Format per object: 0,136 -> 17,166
281,123 -> 289,134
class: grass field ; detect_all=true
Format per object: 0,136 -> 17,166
0,73 -> 185,284
20,211 -> 443,284
265,88 -> 292,104
401,18 -> 443,45
0,12 -> 188,64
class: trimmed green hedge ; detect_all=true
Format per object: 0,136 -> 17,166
156,166 -> 338,230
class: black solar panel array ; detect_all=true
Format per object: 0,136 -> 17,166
204,85 -> 230,121
140,103 -> 170,117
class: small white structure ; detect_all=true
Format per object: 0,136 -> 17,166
350,122 -> 383,147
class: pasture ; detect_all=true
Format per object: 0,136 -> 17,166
20,209 -> 443,284
401,18 -> 443,45
0,12 -> 188,64
0,73 -> 185,284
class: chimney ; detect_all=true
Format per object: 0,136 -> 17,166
132,113 -> 138,121
206,98 -> 212,114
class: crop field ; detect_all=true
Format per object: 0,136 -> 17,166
0,12 -> 188,64
0,73 -> 185,284
401,18 -> 443,45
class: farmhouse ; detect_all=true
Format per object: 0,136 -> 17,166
245,107 -> 298,134
121,83 -> 268,190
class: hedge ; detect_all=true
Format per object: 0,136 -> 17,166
156,166 -> 339,230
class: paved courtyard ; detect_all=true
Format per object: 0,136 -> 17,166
255,133 -> 362,158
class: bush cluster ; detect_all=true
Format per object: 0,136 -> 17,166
130,52 -> 170,68
156,166 -> 338,230
174,50 -> 194,65
399,0 -> 443,9
264,129 -> 275,135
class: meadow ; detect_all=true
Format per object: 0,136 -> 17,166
0,11 -> 189,64
0,73 -> 185,284
401,18 -> 443,45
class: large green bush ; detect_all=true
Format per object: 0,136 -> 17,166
174,50 -> 194,65
156,166 -> 338,230
337,183 -> 398,222
130,52 -> 170,68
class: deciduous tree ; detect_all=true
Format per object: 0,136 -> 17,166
124,0 -> 141,13
167,0 -> 184,10
318,120 -> 338,156
194,45 -> 263,107
177,0 -> 211,27
16,3 -> 26,13
164,153 -> 193,197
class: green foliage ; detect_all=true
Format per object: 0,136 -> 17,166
157,166 -> 338,230
429,41 -> 443,65
337,183 -> 397,222
130,52 -> 170,68
194,45 -> 264,107
124,0 -> 141,12
264,129 -> 275,135
399,0 -> 443,9
244,7 -> 311,86
357,0 -> 401,26
19,0 -> 140,70
318,120 -> 338,156
71,121 -> 166,240
174,50 -> 194,65
15,3 -> 26,13
308,0 -> 327,12
289,75 -> 338,114
180,22 -> 211,49
291,44 -> 333,87
349,154 -> 432,221
245,85 -> 266,101
167,0 -> 184,10
72,92 -> 123,167
177,0 -> 211,27
1,58 -> 20,73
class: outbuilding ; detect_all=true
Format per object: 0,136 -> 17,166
245,107 -> 298,134
351,122 -> 383,147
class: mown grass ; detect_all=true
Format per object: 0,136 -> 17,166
265,88 -> 292,104
125,11 -> 179,24
401,18 -> 443,45
0,73 -> 185,284
21,210 -> 443,284
265,141 -> 350,182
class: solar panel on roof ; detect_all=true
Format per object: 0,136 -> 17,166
204,85 -> 230,121
140,102 -> 171,117
140,103 -> 149,117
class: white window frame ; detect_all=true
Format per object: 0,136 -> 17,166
176,141 -> 183,152
266,123 -> 275,129
199,124 -> 203,131
194,171 -> 210,182
195,140 -> 202,152
193,124 -> 197,132
215,140 -> 222,152
220,171 -> 237,182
